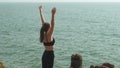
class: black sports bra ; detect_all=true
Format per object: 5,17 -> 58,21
43,38 -> 55,46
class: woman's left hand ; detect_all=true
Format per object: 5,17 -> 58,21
52,7 -> 56,15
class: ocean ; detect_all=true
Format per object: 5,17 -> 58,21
0,2 -> 120,68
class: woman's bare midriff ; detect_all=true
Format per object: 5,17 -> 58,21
44,46 -> 54,51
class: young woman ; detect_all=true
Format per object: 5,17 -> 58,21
39,5 -> 56,68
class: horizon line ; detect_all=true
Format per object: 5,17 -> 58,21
0,1 -> 120,3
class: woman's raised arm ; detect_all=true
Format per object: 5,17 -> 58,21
49,7 -> 56,35
39,6 -> 46,25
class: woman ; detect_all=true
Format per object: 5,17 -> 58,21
39,5 -> 56,68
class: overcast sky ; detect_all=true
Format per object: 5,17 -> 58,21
0,0 -> 120,2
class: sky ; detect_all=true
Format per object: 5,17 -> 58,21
0,0 -> 120,2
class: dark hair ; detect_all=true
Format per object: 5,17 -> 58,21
40,23 -> 50,42
102,63 -> 114,68
70,54 -> 82,68
90,65 -> 94,68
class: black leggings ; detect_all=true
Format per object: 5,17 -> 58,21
42,50 -> 54,68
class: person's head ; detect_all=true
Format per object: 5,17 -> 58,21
102,63 -> 114,68
99,66 -> 109,68
90,65 -> 95,68
70,54 -> 83,68
40,22 -> 50,42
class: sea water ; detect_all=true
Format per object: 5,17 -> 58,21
0,2 -> 120,68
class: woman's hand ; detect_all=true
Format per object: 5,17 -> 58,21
39,5 -> 45,25
51,7 -> 56,15
39,6 -> 42,13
